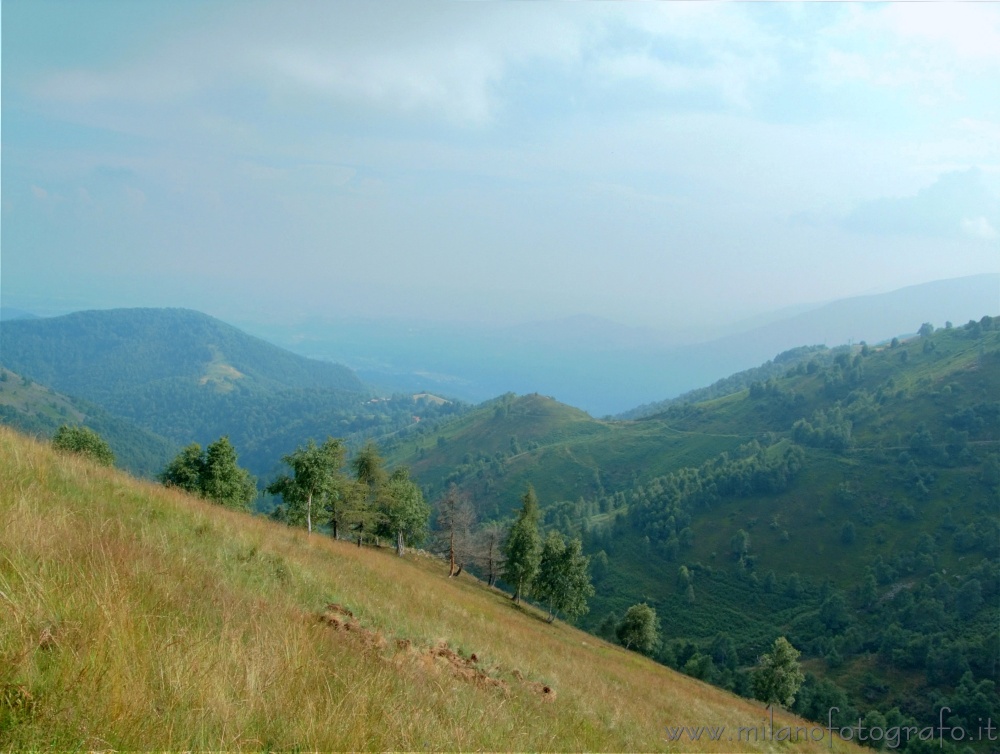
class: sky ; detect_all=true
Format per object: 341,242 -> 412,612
3,1 -> 999,332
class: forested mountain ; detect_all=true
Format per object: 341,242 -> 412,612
0,366 -> 178,477
389,317 -> 1000,743
0,308 -> 465,478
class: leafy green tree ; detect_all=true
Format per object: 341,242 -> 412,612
956,579 -> 982,619
266,438 -> 345,534
52,424 -> 115,467
752,636 -> 805,708
160,436 -> 256,511
502,486 -> 542,603
377,467 -> 430,556
200,437 -> 257,511
533,532 -> 594,623
160,443 -> 205,492
616,603 -> 660,655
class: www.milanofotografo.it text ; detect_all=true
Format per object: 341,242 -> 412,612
665,707 -> 997,749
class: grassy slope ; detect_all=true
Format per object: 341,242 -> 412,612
0,427 -> 860,752
388,393 -> 744,515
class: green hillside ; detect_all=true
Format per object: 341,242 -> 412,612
387,318 -> 1000,744
0,308 -> 465,478
0,426 -> 861,752
385,392 -> 750,518
0,366 -> 178,477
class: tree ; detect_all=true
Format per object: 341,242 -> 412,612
918,322 -> 935,337
617,603 -> 660,655
502,486 -> 542,603
200,437 -> 257,511
350,442 -> 386,546
266,438 -> 345,534
435,485 -> 476,576
841,520 -> 856,545
52,425 -> 115,467
476,520 -> 507,587
160,443 -> 205,492
160,436 -> 256,511
752,636 -> 805,708
533,532 -> 594,623
378,467 -> 430,556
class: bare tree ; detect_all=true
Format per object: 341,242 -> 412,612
435,485 -> 476,577
475,520 -> 507,587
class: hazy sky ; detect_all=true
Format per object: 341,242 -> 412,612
3,1 -> 999,330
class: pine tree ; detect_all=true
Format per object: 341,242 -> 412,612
350,442 -> 386,546
502,486 -> 541,603
377,467 -> 430,556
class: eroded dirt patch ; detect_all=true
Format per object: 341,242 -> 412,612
318,603 -> 554,699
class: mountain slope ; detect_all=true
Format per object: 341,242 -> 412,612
0,426 -> 858,752
0,366 -> 178,477
0,308 -> 466,479
385,392 -> 749,517
0,307 -> 363,400
387,318 -> 1000,737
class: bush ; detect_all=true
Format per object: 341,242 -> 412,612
52,425 -> 115,467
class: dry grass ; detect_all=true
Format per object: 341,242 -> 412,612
0,427 -> 862,751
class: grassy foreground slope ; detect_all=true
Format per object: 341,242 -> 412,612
0,427 -> 858,752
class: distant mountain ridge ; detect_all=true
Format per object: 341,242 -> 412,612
241,274 -> 999,415
0,307 -> 39,321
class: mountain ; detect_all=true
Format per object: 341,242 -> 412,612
0,307 -> 39,321
0,308 -> 464,479
388,317 -> 1000,735
0,426 -> 858,752
384,392 -> 750,519
240,274 -> 1000,416
687,273 -> 1000,378
0,307 -> 363,398
0,366 -> 178,477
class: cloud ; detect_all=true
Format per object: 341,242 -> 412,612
842,168 -> 1000,241
30,2 -> 589,127
811,4 -> 1000,106
30,185 -> 49,200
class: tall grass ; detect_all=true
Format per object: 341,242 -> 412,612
1,427 -> 859,751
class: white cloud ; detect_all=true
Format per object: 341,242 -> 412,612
30,185 -> 49,200
813,3 -> 1000,104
